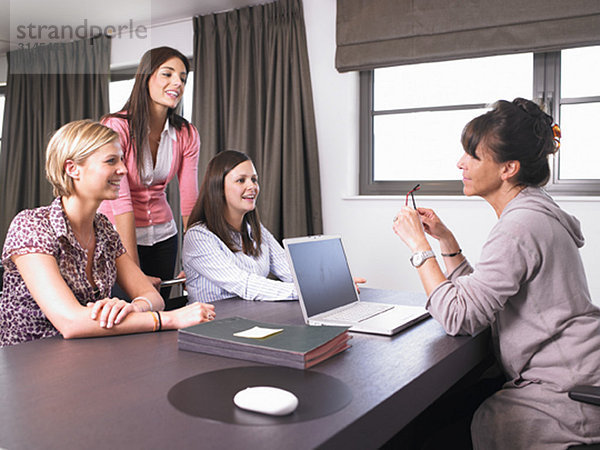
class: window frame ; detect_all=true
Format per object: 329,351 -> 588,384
0,84 -> 6,152
110,67 -> 138,82
360,50 -> 600,196
539,52 -> 600,195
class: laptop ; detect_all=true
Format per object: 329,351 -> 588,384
283,235 -> 429,336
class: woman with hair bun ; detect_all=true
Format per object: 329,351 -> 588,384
392,98 -> 600,448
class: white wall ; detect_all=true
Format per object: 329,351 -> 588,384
302,0 -> 600,304
0,19 -> 193,80
110,18 -> 193,68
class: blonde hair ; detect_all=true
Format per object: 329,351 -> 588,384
45,120 -> 119,197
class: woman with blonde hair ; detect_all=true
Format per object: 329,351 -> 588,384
0,120 -> 214,347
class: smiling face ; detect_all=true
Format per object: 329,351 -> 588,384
71,142 -> 127,201
223,160 -> 260,229
147,56 -> 187,111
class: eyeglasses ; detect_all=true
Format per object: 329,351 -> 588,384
405,184 -> 421,209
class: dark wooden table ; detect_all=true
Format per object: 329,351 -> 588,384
0,289 -> 490,450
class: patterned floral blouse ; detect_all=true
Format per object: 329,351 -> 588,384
0,197 -> 126,347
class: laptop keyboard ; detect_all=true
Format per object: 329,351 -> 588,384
322,302 -> 394,323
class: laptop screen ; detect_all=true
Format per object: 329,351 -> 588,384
285,236 -> 358,317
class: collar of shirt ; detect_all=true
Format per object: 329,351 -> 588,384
230,222 -> 258,252
140,119 -> 177,186
50,197 -> 109,258
48,197 -> 85,255
48,197 -> 69,240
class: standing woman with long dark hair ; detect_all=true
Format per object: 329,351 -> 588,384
99,47 -> 199,299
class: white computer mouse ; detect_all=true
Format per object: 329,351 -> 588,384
233,386 -> 299,416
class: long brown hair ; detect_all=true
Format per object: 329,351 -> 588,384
104,46 -> 191,177
188,151 -> 263,257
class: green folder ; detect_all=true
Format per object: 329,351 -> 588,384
178,316 -> 351,369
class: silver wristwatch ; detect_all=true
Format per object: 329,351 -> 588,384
410,250 -> 435,268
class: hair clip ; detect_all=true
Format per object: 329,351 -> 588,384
552,123 -> 561,150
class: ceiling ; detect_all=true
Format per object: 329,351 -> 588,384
0,0 -> 265,55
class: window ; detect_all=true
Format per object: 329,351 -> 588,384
361,46 -> 600,195
0,87 -> 5,154
109,78 -> 135,113
181,73 -> 194,123
555,46 -> 600,184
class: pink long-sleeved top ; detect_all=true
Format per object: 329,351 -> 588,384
98,115 -> 200,227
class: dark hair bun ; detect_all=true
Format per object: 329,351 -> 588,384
511,98 -> 556,158
461,98 -> 557,187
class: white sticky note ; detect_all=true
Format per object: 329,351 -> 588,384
233,326 -> 284,339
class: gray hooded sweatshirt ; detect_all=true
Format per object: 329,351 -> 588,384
428,187 -> 600,448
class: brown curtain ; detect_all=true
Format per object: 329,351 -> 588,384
336,0 -> 600,72
192,0 -> 322,240
0,35 -> 111,248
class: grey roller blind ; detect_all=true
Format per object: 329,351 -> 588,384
336,0 -> 600,72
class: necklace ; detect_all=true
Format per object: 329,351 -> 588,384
73,227 -> 94,249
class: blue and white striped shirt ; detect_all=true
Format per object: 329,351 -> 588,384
182,223 -> 297,302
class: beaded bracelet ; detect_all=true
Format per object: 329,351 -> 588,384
441,249 -> 462,257
156,311 -> 163,332
132,296 -> 153,312
149,311 -> 159,332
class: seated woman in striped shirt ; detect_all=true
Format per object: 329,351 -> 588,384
182,150 -> 297,302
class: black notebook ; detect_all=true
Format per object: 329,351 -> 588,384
178,316 -> 351,369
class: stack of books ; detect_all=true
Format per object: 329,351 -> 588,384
178,316 -> 351,369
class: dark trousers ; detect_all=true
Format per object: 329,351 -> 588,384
112,234 -> 178,302
138,234 -> 178,301
382,356 -> 505,450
